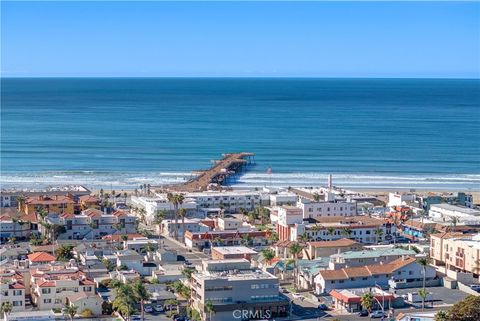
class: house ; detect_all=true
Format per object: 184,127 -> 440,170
216,217 -> 243,230
27,252 -> 56,266
66,292 -> 104,315
211,246 -> 258,261
115,250 -> 156,276
296,258 -> 330,290
78,195 -> 101,210
314,256 -> 437,294
304,239 -> 363,260
124,237 -> 159,254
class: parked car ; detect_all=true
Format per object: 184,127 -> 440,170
131,315 -> 142,321
358,310 -> 369,317
153,304 -> 164,312
144,305 -> 153,313
318,304 -> 329,310
470,284 -> 480,292
370,310 -> 386,318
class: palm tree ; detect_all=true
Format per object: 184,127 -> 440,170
360,292 -> 374,318
267,231 -> 279,243
179,208 -> 187,242
1,302 -> 13,317
417,256 -> 430,310
240,234 -> 251,246
327,227 -> 335,240
289,242 -> 302,290
418,288 -> 429,311
132,280 -> 151,321
261,248 -> 275,265
16,195 -> 26,212
205,299 -> 214,321
167,193 -> 184,240
362,204 -> 371,217
298,233 -> 309,243
374,228 -> 384,244
449,216 -> 459,232
142,242 -> 156,254
154,210 -> 166,234
313,193 -> 321,202
113,284 -> 136,321
341,227 -> 352,239
62,304 -> 78,321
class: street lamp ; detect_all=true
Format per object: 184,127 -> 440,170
374,283 -> 386,321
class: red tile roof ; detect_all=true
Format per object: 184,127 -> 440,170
28,252 -> 56,263
308,238 -> 360,248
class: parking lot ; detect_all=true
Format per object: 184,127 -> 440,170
395,286 -> 469,307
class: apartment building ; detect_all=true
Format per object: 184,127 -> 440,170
190,259 -> 289,321
0,217 -> 33,241
297,198 -> 357,219
161,218 -> 211,239
184,230 -> 269,250
315,256 -> 436,294
31,267 -> 95,310
292,216 -> 395,244
430,232 -> 480,275
41,209 -> 136,240
21,195 -> 76,215
0,271 -> 26,312
1,186 -> 91,208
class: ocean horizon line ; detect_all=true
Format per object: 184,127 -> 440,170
2,76 -> 480,80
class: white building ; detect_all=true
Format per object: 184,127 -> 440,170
297,198 -> 357,219
0,273 -> 26,312
161,218 -> 211,238
124,237 -> 159,254
388,192 -> 417,207
41,209 -> 137,240
429,204 -> 480,225
130,196 -> 198,224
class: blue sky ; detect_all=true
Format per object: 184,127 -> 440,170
1,1 -> 479,78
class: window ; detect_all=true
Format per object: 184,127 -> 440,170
41,288 -> 51,294
44,299 -> 52,303
13,290 -> 22,296
55,299 -> 62,304
12,301 -> 22,307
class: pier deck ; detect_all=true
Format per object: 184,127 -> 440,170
165,152 -> 255,192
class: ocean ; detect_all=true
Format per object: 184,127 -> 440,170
1,78 -> 479,191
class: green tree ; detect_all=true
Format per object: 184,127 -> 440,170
448,295 -> 480,321
360,292 -> 374,316
298,233 -> 309,243
418,288 -> 429,312
417,255 -> 431,309
374,228 -> 384,244
154,210 -> 166,234
261,248 -> 275,265
55,244 -> 74,261
205,299 -> 215,321
327,227 -> 336,240
62,304 -> 78,321
113,284 -> 136,321
1,302 -> 13,317
434,310 -> 448,321
142,242 -> 156,254
341,227 -> 352,239
288,242 -> 302,290
132,280 -> 151,321
167,193 -> 184,240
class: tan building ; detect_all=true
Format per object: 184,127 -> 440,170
430,232 -> 479,274
21,195 -> 75,215
304,238 -> 363,260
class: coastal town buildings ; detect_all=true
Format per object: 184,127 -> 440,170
428,203 -> 480,225
184,230 -> 269,250
0,186 -> 91,208
304,239 -> 363,260
211,246 -> 257,261
328,247 -> 417,269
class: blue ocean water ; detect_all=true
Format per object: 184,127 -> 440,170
1,78 -> 479,190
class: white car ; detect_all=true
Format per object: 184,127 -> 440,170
153,304 -> 164,312
144,305 -> 153,313
292,293 -> 303,300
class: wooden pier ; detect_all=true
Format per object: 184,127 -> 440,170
164,152 -> 255,192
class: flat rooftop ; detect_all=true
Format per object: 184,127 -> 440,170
212,246 -> 258,255
431,203 -> 480,215
202,268 -> 277,281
